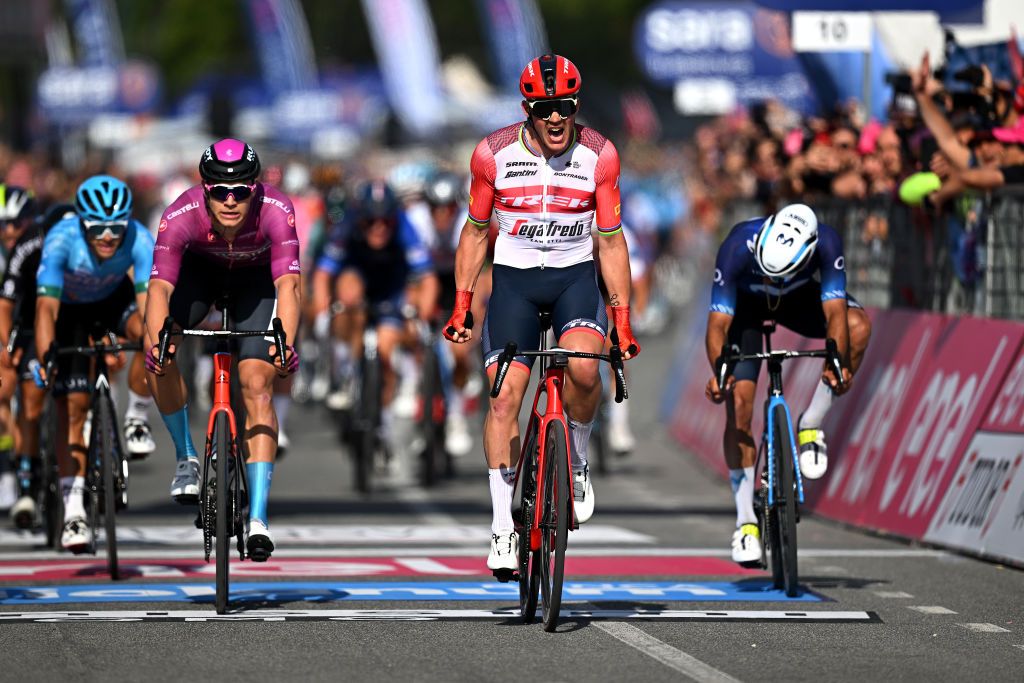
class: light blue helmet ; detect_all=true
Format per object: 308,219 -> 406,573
75,175 -> 133,223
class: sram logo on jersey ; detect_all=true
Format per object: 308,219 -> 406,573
510,219 -> 588,239
497,194 -> 591,210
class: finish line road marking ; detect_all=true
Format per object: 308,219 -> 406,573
0,609 -> 879,624
0,525 -> 653,547
0,581 -> 822,605
0,547 -> 951,561
595,621 -> 741,683
0,556 -> 758,580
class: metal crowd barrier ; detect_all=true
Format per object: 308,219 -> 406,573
714,187 -> 1024,320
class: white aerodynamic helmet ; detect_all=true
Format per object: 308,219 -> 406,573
753,203 -> 819,279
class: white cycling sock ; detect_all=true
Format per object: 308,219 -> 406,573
124,390 -> 153,423
488,467 -> 515,534
730,467 -> 757,527
569,419 -> 592,473
448,387 -> 465,418
332,341 -> 352,380
609,397 -> 629,429
800,382 -> 835,431
63,476 -> 86,521
272,394 -> 290,429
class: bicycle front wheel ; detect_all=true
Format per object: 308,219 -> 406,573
772,404 -> 799,597
214,411 -> 231,614
418,347 -> 442,488
97,395 -> 119,580
517,417 -> 540,623
40,396 -> 62,549
353,353 -> 381,494
539,420 -> 570,632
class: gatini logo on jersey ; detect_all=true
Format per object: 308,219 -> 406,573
510,219 -> 588,239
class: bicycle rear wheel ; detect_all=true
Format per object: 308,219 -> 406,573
517,418 -> 540,622
539,420 -> 570,632
97,395 -> 119,580
214,411 -> 231,614
353,353 -> 380,494
418,347 -> 443,488
772,404 -> 799,597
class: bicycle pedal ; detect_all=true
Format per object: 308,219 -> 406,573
492,569 -> 516,583
173,493 -> 199,506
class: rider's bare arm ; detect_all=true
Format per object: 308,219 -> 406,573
143,279 -> 174,352
596,231 -> 631,310
34,296 -> 60,364
273,274 -> 301,348
454,222 -> 490,293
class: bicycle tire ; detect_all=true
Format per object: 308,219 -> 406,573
214,411 -> 231,614
40,397 -> 62,549
97,395 -> 119,580
418,347 -> 440,488
591,406 -> 608,476
772,404 -> 799,597
353,352 -> 380,494
518,417 -> 540,622
540,420 -> 570,632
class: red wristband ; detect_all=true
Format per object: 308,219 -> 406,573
454,289 -> 473,312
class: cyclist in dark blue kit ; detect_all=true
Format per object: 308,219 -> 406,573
311,180 -> 439,423
703,203 -> 872,566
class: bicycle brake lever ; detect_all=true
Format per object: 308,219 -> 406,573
272,318 -> 287,369
715,347 -> 732,392
157,317 -> 175,365
825,338 -> 845,390
610,346 -> 628,403
489,342 -> 517,398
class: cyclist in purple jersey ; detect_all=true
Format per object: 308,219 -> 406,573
144,139 -> 300,560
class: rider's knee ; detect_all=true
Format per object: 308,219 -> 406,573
489,392 -> 521,426
567,358 -> 601,393
240,368 -> 274,402
849,308 -> 872,351
729,389 -> 755,430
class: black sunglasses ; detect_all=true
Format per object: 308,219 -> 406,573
82,219 -> 128,241
205,183 -> 256,202
527,97 -> 578,121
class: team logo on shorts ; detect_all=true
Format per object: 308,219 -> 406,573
159,220 -> 168,232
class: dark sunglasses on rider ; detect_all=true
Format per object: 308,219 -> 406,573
204,183 -> 256,202
82,219 -> 128,241
527,97 -> 579,121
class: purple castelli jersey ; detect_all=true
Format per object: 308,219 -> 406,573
151,183 -> 300,286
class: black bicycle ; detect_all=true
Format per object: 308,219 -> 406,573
158,302 -> 289,614
716,322 -> 844,597
41,332 -> 139,578
415,320 -> 454,488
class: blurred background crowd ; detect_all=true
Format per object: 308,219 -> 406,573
1,0 -> 1023,324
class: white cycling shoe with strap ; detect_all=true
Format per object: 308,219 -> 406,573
731,523 -> 762,567
797,420 -> 828,480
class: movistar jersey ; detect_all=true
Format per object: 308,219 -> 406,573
36,216 -> 153,304
466,122 -> 621,269
710,218 -> 846,316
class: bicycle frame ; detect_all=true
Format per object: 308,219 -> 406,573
516,357 -> 575,552
760,335 -> 804,507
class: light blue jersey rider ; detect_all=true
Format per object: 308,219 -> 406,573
36,216 -> 153,303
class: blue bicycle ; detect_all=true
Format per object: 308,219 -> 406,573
716,322 -> 844,597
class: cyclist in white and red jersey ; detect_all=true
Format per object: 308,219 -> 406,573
443,54 -> 641,574
144,139 -> 301,561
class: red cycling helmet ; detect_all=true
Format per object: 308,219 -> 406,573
519,54 -> 581,100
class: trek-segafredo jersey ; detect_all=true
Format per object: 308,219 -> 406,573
466,122 -> 622,269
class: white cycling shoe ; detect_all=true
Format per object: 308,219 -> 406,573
487,530 -> 518,574
0,472 -> 16,510
731,523 -> 762,567
246,519 -> 275,562
797,426 -> 828,480
573,465 -> 595,524
62,517 -> 93,554
170,459 -> 200,503
11,495 -> 36,529
124,418 -> 156,459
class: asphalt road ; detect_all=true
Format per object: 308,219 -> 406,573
0,324 -> 1021,682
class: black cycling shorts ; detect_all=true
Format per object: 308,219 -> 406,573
483,261 -> 607,369
727,282 -> 862,383
54,278 -> 136,396
168,253 -> 278,363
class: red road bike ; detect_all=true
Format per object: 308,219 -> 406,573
489,311 -> 627,631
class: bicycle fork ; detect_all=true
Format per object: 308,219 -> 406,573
199,352 -> 249,560
525,368 -> 576,552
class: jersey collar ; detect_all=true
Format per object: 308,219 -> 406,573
518,123 -> 577,159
